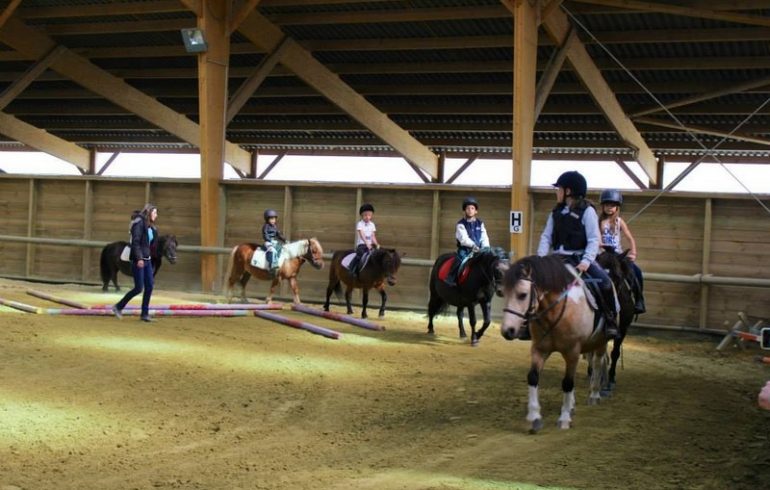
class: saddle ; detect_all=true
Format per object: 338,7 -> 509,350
562,259 -> 619,338
438,256 -> 472,285
250,248 -> 285,270
343,251 -> 371,275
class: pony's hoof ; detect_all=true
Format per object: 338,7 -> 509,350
427,330 -> 435,336
470,336 -> 480,347
529,418 -> 544,434
378,312 -> 385,318
600,387 -> 613,398
588,397 -> 601,406
459,333 -> 467,339
557,420 -> 571,430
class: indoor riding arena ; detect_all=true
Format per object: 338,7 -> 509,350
1,1 -> 769,489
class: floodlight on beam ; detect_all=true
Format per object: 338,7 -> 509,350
181,28 -> 207,53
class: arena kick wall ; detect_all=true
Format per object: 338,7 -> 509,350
0,175 -> 768,331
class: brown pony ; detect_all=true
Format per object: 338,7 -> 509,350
223,238 -> 324,304
500,255 -> 610,433
323,247 -> 401,318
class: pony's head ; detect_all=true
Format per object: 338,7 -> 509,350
596,247 -> 632,284
474,246 -> 510,297
500,255 -> 574,341
305,238 -> 324,269
377,248 -> 402,286
162,235 -> 178,264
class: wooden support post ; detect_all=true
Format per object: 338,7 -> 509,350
26,179 -> 37,278
614,157 -> 648,189
699,198 -> 712,329
652,155 -> 665,189
445,154 -> 479,185
198,0 -> 231,292
82,180 -> 93,281
257,154 -> 284,179
96,151 -> 120,176
249,150 -> 258,178
144,181 -> 152,205
355,187 -> 363,246
281,185 -> 293,298
510,0 -> 538,260
430,190 -> 441,260
434,152 -> 446,183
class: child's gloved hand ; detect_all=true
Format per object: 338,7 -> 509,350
471,245 -> 480,253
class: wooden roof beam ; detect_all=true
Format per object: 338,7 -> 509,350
236,11 -> 438,178
0,0 -> 22,31
0,113 -> 90,170
538,3 -> 658,183
0,16 -> 251,173
0,46 -> 66,110
570,0 -> 770,27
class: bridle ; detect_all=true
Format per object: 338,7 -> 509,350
303,239 -> 323,269
503,277 -> 579,338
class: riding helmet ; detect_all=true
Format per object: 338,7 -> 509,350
553,171 -> 587,198
359,203 -> 375,214
462,196 -> 479,211
263,208 -> 278,221
600,189 -> 623,205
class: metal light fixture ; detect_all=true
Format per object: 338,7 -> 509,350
181,28 -> 208,53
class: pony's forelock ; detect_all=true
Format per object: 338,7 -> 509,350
505,255 -> 574,292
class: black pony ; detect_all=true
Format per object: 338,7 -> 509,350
596,247 -> 636,394
427,247 -> 510,345
99,235 -> 178,291
324,247 -> 402,318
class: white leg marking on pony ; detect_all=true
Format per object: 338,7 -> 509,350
526,385 -> 542,422
558,390 -> 575,429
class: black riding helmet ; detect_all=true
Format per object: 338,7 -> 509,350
462,196 -> 479,211
359,203 -> 375,215
553,171 -> 587,198
600,189 -> 623,205
263,208 -> 278,221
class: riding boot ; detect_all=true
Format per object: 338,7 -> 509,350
518,324 -> 531,341
632,276 -> 646,314
266,251 -> 275,274
348,257 -> 359,277
602,289 -> 619,340
444,259 -> 460,287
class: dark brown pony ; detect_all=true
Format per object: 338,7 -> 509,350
99,235 -> 178,291
500,255 -> 610,433
596,247 -> 636,395
323,247 -> 401,318
223,238 -> 324,304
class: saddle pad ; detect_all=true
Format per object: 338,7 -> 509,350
342,251 -> 371,270
437,257 -> 471,285
250,249 -> 287,270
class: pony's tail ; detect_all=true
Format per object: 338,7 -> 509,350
99,246 -> 111,286
223,245 -> 238,295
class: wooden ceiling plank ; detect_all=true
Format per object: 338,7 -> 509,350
0,16 -> 251,173
631,74 -> 770,117
633,117 -> 770,147
570,0 -> 770,27
445,154 -> 479,184
237,11 -> 438,178
227,36 -> 290,124
0,112 -> 90,170
0,46 -> 66,110
18,1 -> 186,19
541,6 -> 658,182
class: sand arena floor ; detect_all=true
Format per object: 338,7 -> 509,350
0,278 -> 768,490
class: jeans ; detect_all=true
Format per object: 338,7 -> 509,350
116,259 -> 154,317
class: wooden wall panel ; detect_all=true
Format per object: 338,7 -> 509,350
0,178 -> 30,275
709,199 -> 770,278
91,181 -> 148,241
150,183 -> 201,289
32,180 -> 84,279
225,185 -> 285,246
1,176 -> 768,332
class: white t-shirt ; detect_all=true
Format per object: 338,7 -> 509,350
355,220 -> 376,247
